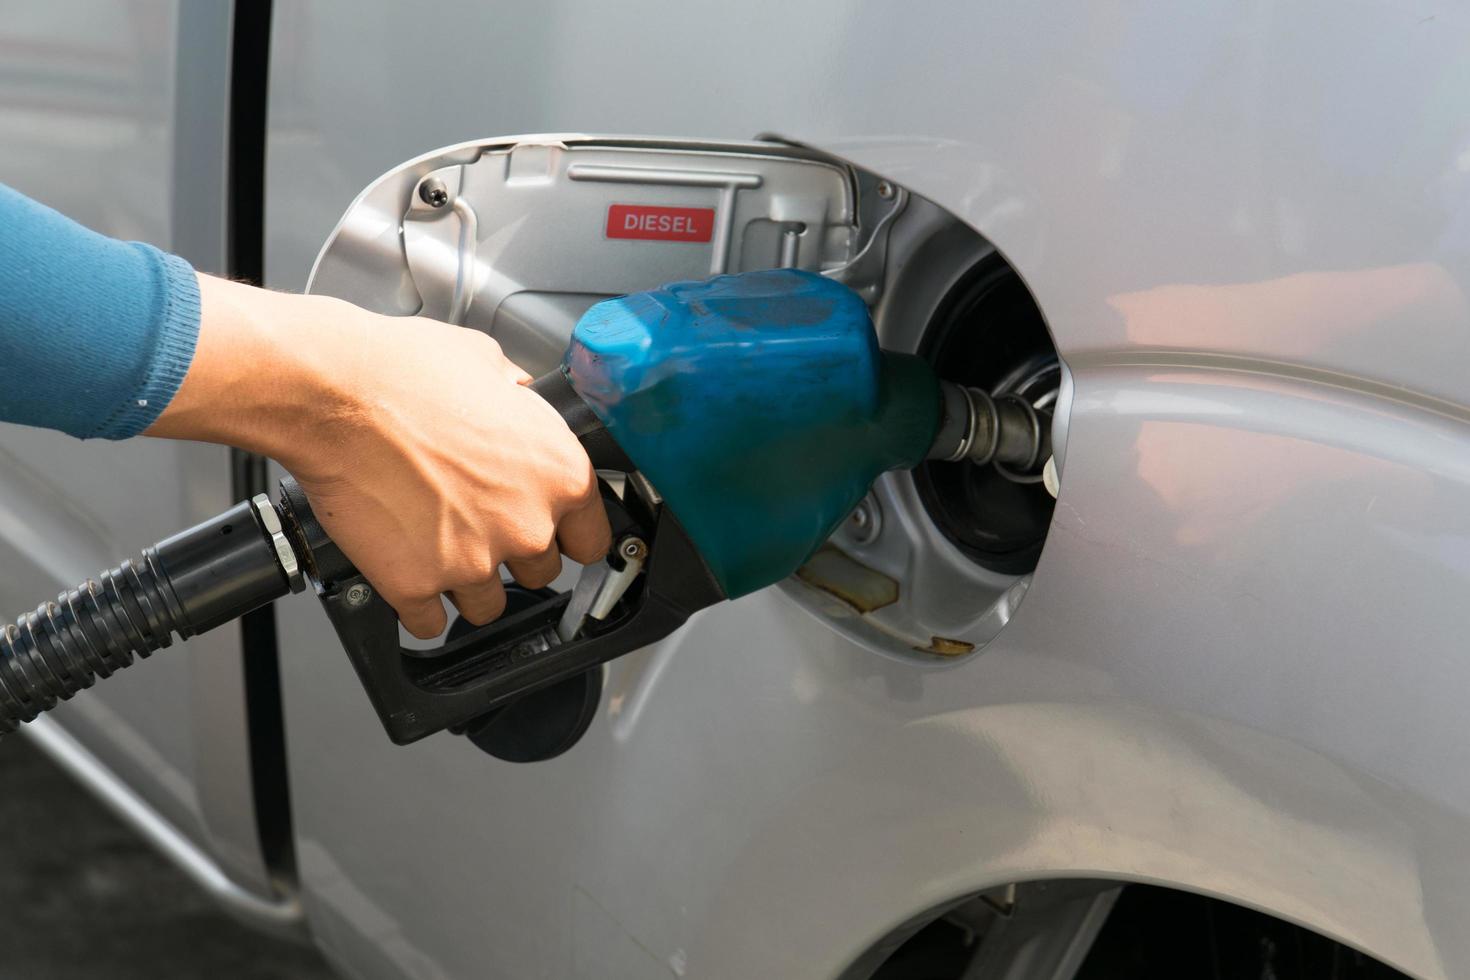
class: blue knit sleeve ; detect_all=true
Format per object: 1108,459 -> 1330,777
0,183 -> 200,440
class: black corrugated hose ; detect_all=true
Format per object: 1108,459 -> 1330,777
0,496 -> 300,735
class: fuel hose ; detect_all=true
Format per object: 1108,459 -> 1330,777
0,495 -> 302,735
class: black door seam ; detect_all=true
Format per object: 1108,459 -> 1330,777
225,0 -> 295,884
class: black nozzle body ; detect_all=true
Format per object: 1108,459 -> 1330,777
0,497 -> 300,735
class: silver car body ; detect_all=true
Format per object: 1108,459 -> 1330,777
4,1 -> 1470,977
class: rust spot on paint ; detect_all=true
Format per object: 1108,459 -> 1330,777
919,636 -> 975,657
795,545 -> 899,613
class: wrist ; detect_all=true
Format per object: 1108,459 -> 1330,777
147,274 -> 364,472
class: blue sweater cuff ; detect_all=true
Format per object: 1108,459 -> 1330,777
0,183 -> 203,441
87,249 -> 201,440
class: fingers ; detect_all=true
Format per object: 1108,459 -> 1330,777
395,577 -> 510,638
447,576 -> 508,626
395,593 -> 449,640
557,493 -> 613,566
504,549 -> 563,590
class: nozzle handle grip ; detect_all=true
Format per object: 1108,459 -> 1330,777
275,365 -> 722,747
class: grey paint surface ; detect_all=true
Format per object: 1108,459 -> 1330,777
0,1 -> 280,902
263,2 -> 1470,979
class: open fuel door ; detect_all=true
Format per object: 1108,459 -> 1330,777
308,135 -> 902,374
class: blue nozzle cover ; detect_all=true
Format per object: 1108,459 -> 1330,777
564,269 -> 939,598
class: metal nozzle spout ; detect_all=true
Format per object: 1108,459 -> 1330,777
928,380 -> 1051,476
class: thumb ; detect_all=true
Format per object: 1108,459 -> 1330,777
502,354 -> 534,385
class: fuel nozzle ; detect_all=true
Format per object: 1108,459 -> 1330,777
928,380 -> 1053,485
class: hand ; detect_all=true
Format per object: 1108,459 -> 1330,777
148,274 -> 611,638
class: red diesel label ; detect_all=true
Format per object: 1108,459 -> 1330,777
606,204 -> 715,243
